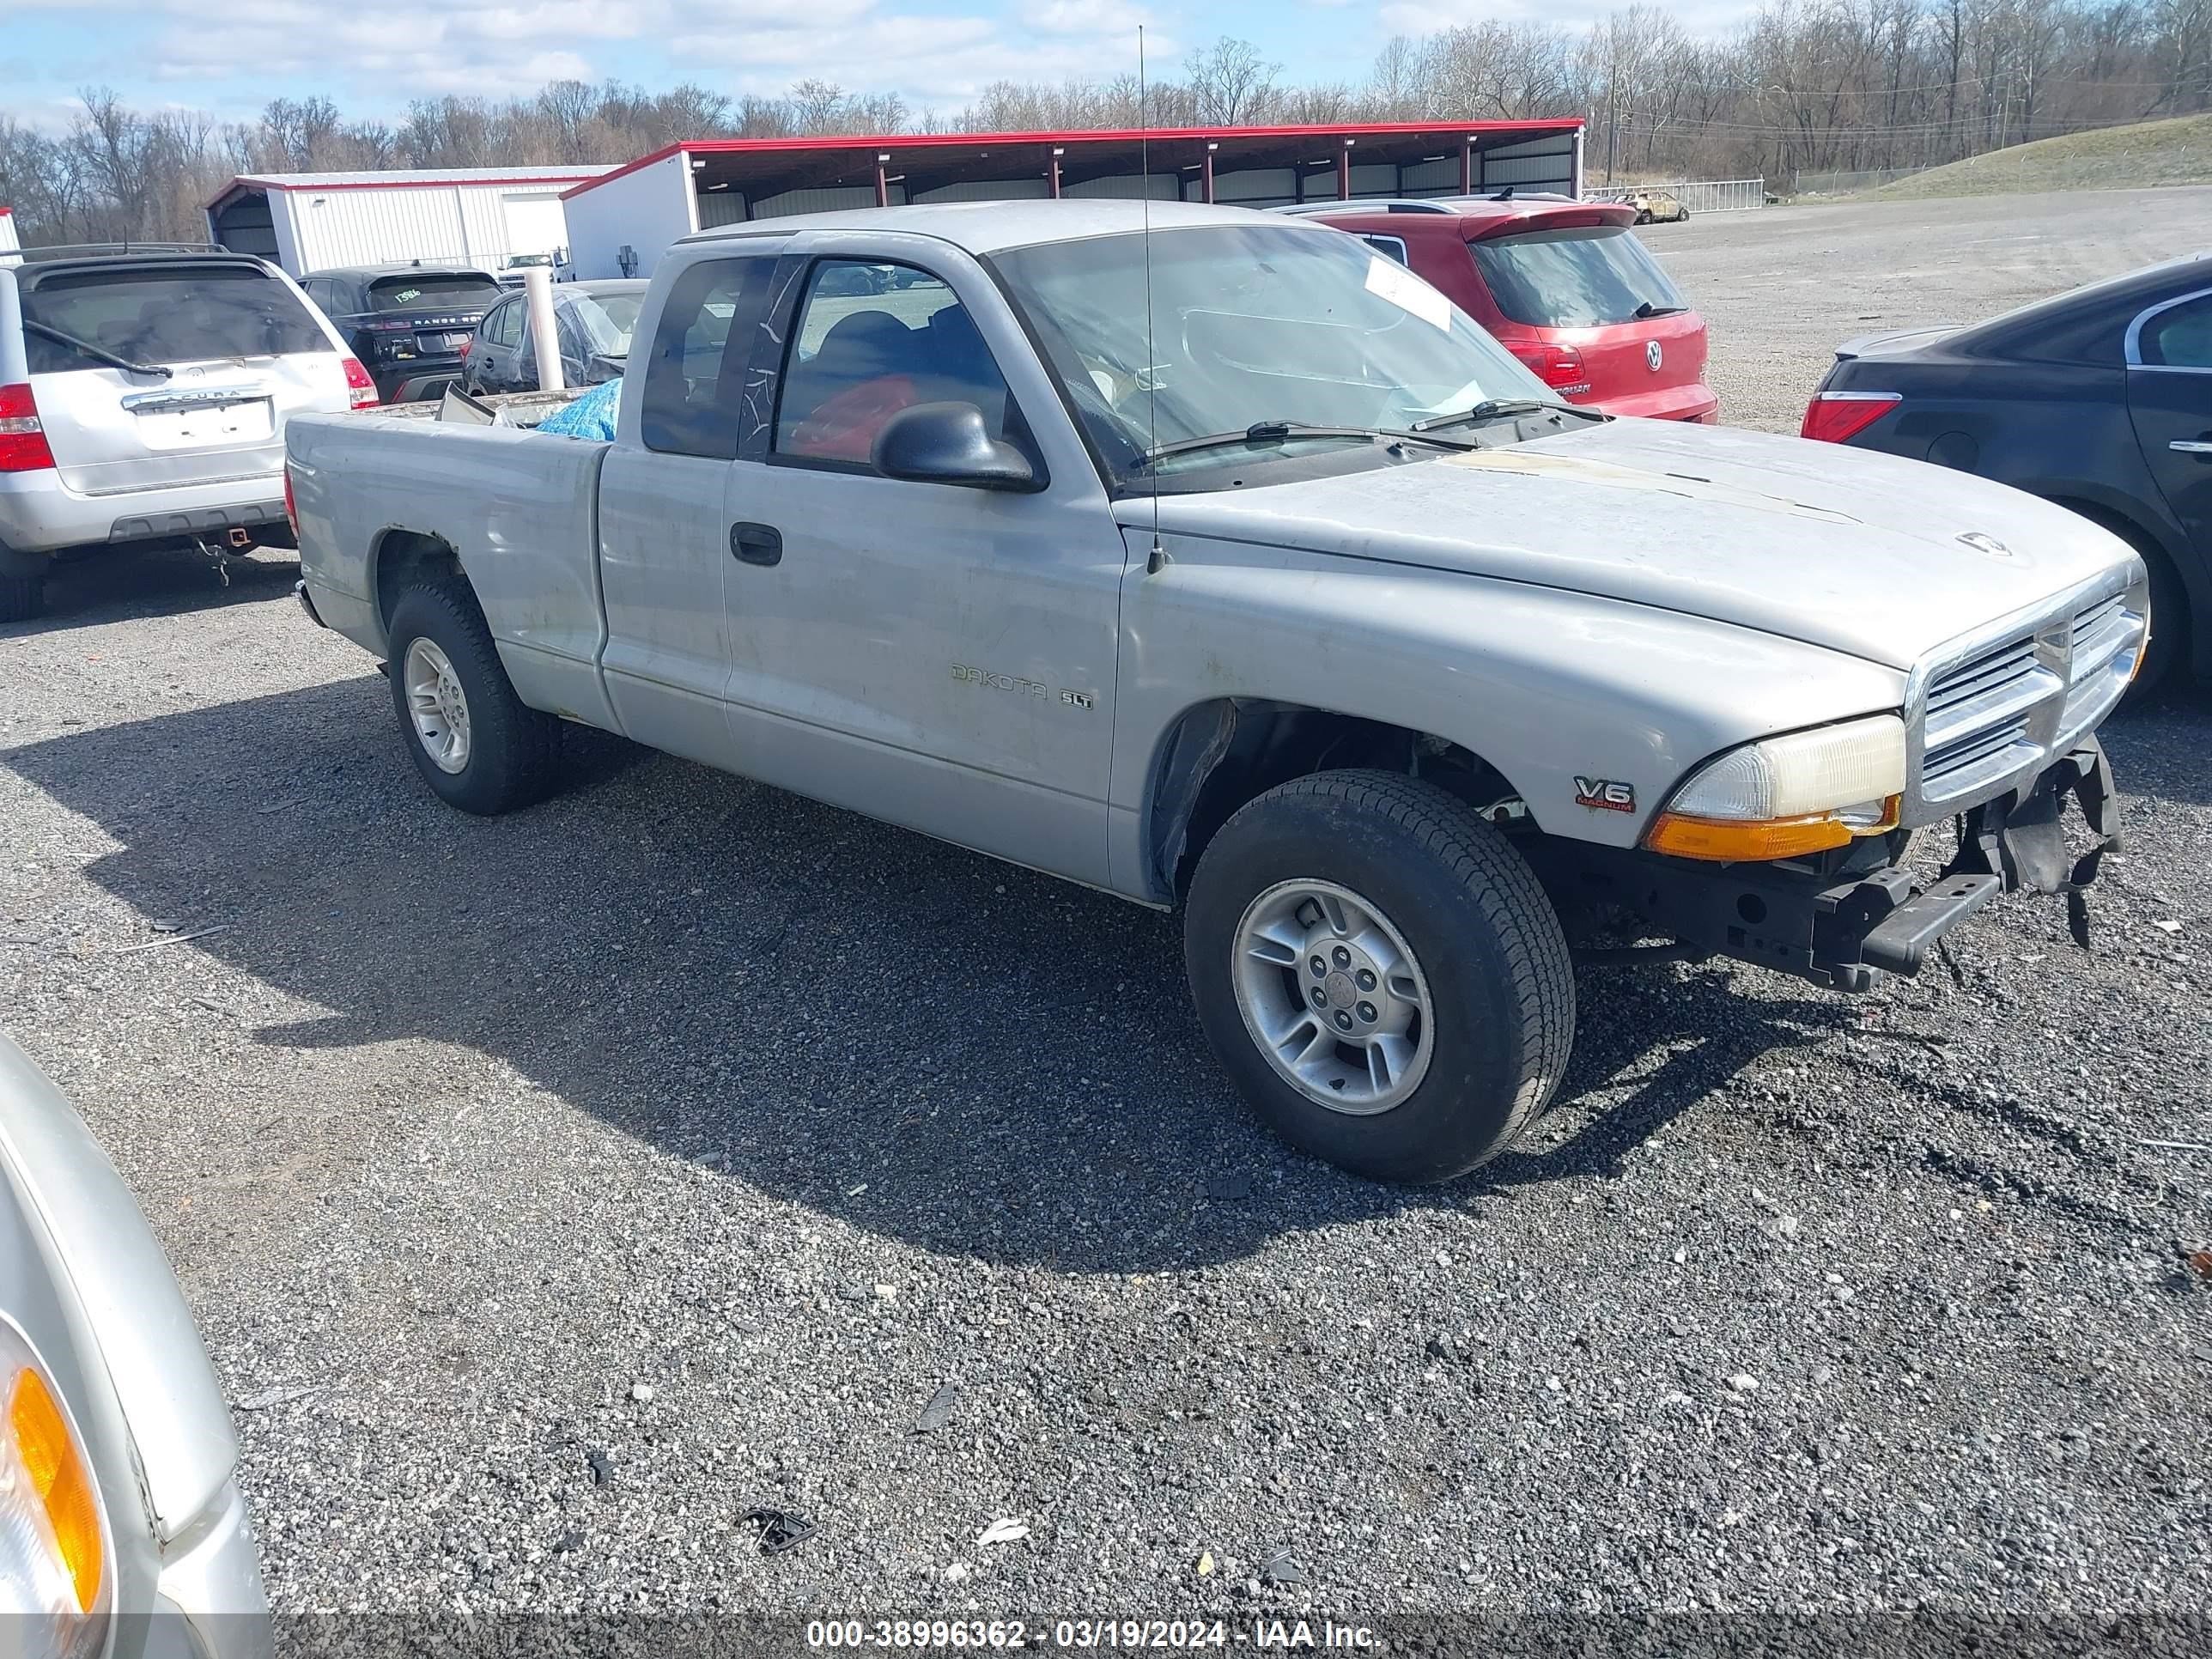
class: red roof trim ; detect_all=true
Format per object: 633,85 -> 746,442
205,171 -> 608,211
562,119 -> 1585,201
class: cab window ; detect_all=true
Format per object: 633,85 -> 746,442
773,260 -> 1012,467
639,257 -> 777,458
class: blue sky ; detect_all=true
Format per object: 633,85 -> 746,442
0,1 -> 1751,132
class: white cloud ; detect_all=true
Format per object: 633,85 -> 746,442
10,0 -> 1170,112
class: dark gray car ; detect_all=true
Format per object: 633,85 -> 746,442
461,280 -> 646,396
1802,253 -> 2212,692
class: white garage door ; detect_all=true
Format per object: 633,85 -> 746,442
501,193 -> 569,258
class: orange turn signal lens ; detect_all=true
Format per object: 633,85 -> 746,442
1644,811 -> 1856,862
9,1366 -> 104,1613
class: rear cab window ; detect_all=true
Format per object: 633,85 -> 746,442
638,255 -> 781,459
21,264 -> 329,371
1468,225 -> 1686,327
367,274 -> 503,313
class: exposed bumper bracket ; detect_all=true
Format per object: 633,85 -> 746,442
1548,747 -> 2119,990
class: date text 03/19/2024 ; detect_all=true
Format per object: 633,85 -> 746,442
804,1619 -> 1378,1650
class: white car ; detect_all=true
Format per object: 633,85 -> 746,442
0,245 -> 375,623
0,1032 -> 270,1659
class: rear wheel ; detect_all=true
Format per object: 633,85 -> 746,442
0,573 -> 46,624
2137,542 -> 2187,696
1183,770 -> 1576,1184
384,580 -> 562,813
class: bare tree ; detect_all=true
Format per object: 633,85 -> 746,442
3,3 -> 2205,246
1186,37 -> 1280,125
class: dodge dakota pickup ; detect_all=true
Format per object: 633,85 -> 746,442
288,201 -> 2148,1182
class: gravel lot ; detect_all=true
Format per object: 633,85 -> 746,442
3,189 -> 2209,1638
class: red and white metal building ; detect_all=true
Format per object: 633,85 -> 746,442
562,120 -> 1585,279
204,165 -> 616,277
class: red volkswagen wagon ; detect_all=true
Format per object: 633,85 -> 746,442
1291,197 -> 1718,422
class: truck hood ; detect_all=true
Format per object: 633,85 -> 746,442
1127,419 -> 2136,670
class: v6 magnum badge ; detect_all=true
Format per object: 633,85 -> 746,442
1574,776 -> 1637,813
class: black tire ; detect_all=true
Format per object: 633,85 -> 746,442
384,580 -> 562,814
2058,501 -> 2189,696
1183,769 -> 1576,1184
2136,540 -> 2188,696
0,573 -> 46,624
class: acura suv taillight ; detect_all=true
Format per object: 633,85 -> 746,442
0,384 -> 56,473
342,359 -> 380,410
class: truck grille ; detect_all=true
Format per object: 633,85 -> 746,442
1907,574 -> 2145,821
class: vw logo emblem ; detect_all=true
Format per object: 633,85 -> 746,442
1645,339 -> 1663,373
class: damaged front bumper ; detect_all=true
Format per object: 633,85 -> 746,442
1560,738 -> 2121,992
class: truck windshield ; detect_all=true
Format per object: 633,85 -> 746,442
368,274 -> 502,313
989,224 -> 1559,484
21,265 -> 326,371
1469,225 -> 1686,328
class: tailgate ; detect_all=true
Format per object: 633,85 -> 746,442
19,258 -> 345,495
1576,310 -> 1708,401
33,356 -> 346,495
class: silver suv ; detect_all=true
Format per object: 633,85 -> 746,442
0,246 -> 373,623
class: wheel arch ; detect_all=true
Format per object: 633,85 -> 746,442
1141,697 -> 1532,904
2042,489 -> 2203,672
368,527 -> 468,648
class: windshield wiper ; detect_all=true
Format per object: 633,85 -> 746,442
1633,301 -> 1688,319
1140,420 -> 1478,469
23,319 -> 173,380
1143,421 -> 1379,464
1407,398 -> 1600,434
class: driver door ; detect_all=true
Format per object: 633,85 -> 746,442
714,246 -> 1129,887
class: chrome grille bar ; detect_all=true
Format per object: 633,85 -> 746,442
1903,566 -> 2147,824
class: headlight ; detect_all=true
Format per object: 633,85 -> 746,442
1645,714 -> 1905,862
1,1317 -> 109,1659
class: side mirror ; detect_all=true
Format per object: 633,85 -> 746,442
872,402 -> 1042,493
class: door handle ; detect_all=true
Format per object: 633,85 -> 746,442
2170,440 -> 2212,455
730,522 -> 782,566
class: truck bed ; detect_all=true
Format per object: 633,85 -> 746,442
286,393 -> 618,730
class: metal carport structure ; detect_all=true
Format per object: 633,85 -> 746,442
560,120 -> 1584,279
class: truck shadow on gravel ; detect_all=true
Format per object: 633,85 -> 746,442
5,676 -> 2197,1271
3,545 -> 301,638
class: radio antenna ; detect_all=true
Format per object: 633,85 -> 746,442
1139,26 -> 1167,574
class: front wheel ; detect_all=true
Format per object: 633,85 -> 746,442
1183,770 -> 1576,1184
384,580 -> 562,813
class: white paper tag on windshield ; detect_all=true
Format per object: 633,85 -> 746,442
1364,255 -> 1451,332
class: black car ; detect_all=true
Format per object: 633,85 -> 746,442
298,263 -> 506,404
1803,254 -> 2212,692
461,280 -> 646,396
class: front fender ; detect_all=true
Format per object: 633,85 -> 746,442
1108,533 -> 1908,896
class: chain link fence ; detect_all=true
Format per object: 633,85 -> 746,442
1586,179 -> 1768,214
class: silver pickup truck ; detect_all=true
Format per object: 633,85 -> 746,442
289,201 -> 2147,1183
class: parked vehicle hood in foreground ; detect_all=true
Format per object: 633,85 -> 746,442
0,1035 -> 237,1543
1131,420 -> 2137,670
